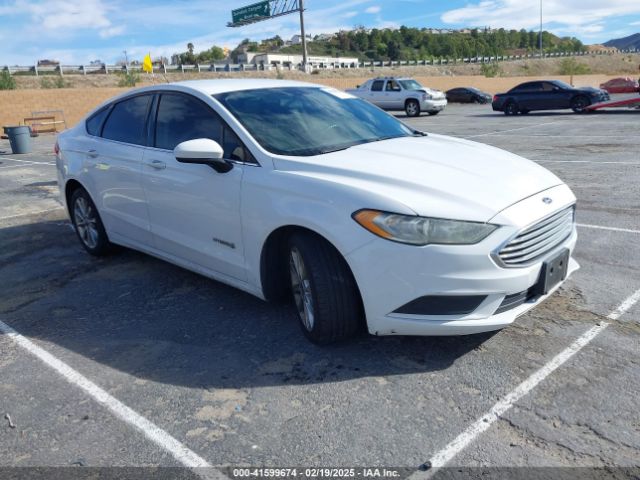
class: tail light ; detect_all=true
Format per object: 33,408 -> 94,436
492,95 -> 498,103
54,141 -> 60,157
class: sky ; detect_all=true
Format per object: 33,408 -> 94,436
1,0 -> 640,65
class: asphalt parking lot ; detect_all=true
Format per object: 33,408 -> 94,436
1,103 -> 639,477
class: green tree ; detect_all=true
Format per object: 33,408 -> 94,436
0,70 -> 16,90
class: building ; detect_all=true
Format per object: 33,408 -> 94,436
290,34 -> 312,45
237,52 -> 359,69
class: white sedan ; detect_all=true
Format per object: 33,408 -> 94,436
55,79 -> 578,344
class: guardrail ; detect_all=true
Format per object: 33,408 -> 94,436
3,49 -> 638,76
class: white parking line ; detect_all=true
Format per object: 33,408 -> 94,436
1,156 -> 56,165
0,319 -> 221,475
577,223 -> 640,234
0,162 -> 56,170
464,121 -> 563,138
413,287 -> 640,478
537,160 -> 640,165
0,207 -> 64,222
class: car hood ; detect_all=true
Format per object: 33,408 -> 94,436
272,134 -> 564,223
418,88 -> 446,99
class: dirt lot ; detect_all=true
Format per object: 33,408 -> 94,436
0,102 -> 639,479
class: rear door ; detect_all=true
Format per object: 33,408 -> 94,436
86,94 -> 154,245
513,82 -> 544,110
141,91 -> 250,280
367,79 -> 386,107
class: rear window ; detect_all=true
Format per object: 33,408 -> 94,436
86,107 -> 110,136
371,80 -> 384,92
102,95 -> 152,145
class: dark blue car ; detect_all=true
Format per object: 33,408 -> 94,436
492,80 -> 610,115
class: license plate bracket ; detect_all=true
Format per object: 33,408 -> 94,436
534,249 -> 570,296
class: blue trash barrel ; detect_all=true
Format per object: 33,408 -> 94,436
5,126 -> 32,154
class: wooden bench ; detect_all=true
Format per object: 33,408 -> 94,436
23,116 -> 66,134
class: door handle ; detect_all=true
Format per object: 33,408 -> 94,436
147,159 -> 166,170
87,149 -> 99,158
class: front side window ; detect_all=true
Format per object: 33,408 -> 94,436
102,95 -> 152,145
214,87 -> 415,157
386,80 -> 401,91
155,93 -> 223,151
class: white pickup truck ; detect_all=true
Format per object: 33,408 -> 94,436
346,77 -> 447,117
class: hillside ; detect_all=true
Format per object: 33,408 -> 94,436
604,33 -> 640,50
221,27 -> 585,63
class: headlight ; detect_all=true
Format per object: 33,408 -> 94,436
423,93 -> 433,100
353,209 -> 499,246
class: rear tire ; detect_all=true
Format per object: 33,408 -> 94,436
504,101 -> 519,116
70,188 -> 112,256
571,95 -> 590,113
405,99 -> 420,117
287,232 -> 362,344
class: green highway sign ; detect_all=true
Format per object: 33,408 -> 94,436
232,1 -> 271,24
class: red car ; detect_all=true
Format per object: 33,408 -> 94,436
599,77 -> 639,94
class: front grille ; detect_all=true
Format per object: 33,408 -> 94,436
497,206 -> 575,267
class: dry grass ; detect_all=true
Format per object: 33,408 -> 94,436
11,53 -> 640,90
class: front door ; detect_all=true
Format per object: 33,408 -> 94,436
141,92 -> 249,281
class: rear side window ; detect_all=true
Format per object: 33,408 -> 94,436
102,95 -> 152,145
371,80 -> 384,92
155,93 -> 223,150
86,107 -> 110,136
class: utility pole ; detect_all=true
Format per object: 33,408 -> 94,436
299,0 -> 309,72
123,50 -> 129,65
539,0 -> 543,58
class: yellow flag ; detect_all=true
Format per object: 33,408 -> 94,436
142,53 -> 153,73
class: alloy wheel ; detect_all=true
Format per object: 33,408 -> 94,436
289,247 -> 315,331
73,197 -> 99,249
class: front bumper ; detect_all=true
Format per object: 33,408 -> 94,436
422,98 -> 447,112
345,184 -> 578,336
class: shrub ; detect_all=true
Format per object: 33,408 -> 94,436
480,62 -> 501,78
0,70 -> 17,90
117,71 -> 140,87
558,58 -> 591,75
40,76 -> 69,89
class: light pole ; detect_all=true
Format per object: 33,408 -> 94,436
539,0 -> 543,58
299,0 -> 309,71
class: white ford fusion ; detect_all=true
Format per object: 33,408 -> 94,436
55,79 -> 578,344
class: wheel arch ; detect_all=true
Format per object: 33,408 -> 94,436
259,224 -> 364,308
64,178 -> 85,216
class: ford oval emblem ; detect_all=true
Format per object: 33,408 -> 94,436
542,197 -> 553,205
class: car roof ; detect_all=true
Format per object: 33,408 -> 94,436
118,79 -> 323,99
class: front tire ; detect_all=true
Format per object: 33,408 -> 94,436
288,232 -> 362,344
405,99 -> 420,117
70,188 -> 112,256
571,95 -> 590,113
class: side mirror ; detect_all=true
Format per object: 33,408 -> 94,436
174,139 -> 232,173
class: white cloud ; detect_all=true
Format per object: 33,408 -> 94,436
22,0 -> 112,30
99,25 -> 125,38
365,5 -> 381,14
343,11 -> 358,18
441,0 -> 640,33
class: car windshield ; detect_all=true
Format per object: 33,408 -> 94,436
398,80 -> 423,91
214,87 -> 415,156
